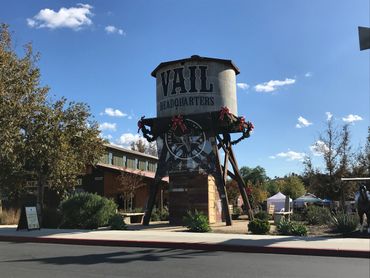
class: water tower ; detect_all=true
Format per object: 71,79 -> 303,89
138,55 -> 254,225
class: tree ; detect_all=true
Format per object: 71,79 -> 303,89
0,24 -> 48,199
278,175 -> 306,199
246,181 -> 268,209
226,179 -> 240,206
239,166 -> 269,209
0,24 -> 105,214
265,180 -> 280,197
337,124 -> 352,178
130,139 -> 146,153
352,127 -> 370,177
303,118 -> 367,200
116,171 -> 145,211
130,138 -> 157,156
319,118 -> 339,180
240,166 -> 268,185
23,98 -> 105,209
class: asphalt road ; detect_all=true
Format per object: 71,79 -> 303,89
0,242 -> 368,278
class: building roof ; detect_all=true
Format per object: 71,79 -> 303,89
151,55 -> 240,77
104,143 -> 158,160
97,163 -> 169,183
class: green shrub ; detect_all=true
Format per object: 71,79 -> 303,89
248,219 -> 270,234
109,214 -> 126,230
60,192 -> 117,229
233,207 -> 243,215
150,209 -> 161,221
254,211 -> 269,221
150,207 -> 169,221
277,218 -> 294,235
291,212 -> 305,222
306,206 -> 331,225
331,212 -> 359,234
290,223 -> 308,236
277,219 -> 307,236
160,207 -> 169,221
183,210 -> 211,232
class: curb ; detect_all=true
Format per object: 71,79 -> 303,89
0,235 -> 368,259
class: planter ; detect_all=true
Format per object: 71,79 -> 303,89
121,212 -> 144,224
273,212 -> 292,225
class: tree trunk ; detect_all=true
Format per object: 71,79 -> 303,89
37,176 -> 45,225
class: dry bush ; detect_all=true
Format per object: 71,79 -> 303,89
0,208 -> 20,225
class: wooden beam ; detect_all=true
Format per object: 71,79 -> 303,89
212,136 -> 232,226
143,147 -> 168,225
222,145 -> 229,187
228,146 -> 254,220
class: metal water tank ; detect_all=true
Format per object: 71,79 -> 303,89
152,55 -> 239,118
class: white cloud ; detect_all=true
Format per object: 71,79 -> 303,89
304,72 -> 312,77
273,150 -> 306,161
27,4 -> 93,30
102,108 -> 127,117
310,140 -> 329,156
99,122 -> 117,131
254,78 -> 296,93
342,114 -> 363,123
105,25 -> 125,35
100,134 -> 113,141
326,112 -> 333,121
295,116 -> 313,128
269,155 -> 276,159
117,133 -> 147,147
237,83 -> 250,90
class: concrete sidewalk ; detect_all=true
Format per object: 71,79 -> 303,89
0,225 -> 369,258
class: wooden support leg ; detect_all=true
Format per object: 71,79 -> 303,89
142,179 -> 161,225
143,147 -> 168,225
228,146 -> 254,220
212,136 -> 232,226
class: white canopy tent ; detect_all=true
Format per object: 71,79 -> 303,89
267,192 -> 293,212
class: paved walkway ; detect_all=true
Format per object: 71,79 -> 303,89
0,225 -> 369,258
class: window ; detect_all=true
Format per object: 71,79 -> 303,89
108,152 -> 113,165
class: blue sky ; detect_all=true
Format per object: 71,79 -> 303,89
1,0 -> 369,178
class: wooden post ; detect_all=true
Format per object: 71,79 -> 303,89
222,143 -> 230,187
212,136 -> 232,226
227,146 -> 254,220
217,135 -> 253,220
143,147 -> 168,225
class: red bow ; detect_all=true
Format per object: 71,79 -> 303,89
219,106 -> 231,120
171,115 -> 187,132
246,187 -> 252,196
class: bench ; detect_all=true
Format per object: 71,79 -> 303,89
120,212 -> 145,224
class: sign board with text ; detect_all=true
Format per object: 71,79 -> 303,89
17,206 -> 40,231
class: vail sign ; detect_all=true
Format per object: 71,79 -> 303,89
154,57 -> 238,118
160,66 -> 214,96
